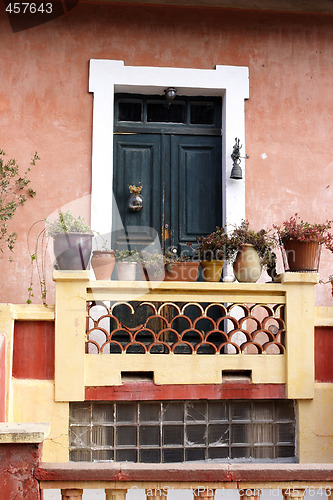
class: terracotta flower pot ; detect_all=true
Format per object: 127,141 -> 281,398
117,262 -> 138,281
200,260 -> 224,282
281,238 -> 321,272
164,261 -> 200,282
233,243 -> 262,283
91,250 -> 115,280
53,233 -> 93,270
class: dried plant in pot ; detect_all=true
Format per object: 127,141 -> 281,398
274,214 -> 333,272
141,250 -> 165,281
195,227 -> 233,282
27,210 -> 92,305
164,250 -> 199,282
229,220 -> 277,282
114,249 -> 141,281
47,211 -> 93,271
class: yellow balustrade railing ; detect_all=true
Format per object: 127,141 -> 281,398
53,271 -> 318,402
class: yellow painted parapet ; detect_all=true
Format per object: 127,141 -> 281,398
280,273 -> 318,399
53,271 -> 319,402
314,306 -> 333,327
0,303 -> 54,421
54,271 -> 89,402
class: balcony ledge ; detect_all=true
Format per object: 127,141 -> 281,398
35,462 -> 333,484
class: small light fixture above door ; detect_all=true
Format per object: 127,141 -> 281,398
164,87 -> 177,104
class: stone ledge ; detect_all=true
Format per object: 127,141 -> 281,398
0,423 -> 50,444
35,462 -> 333,483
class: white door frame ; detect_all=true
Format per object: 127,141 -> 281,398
89,59 -> 249,244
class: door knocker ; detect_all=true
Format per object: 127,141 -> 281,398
128,184 -> 143,212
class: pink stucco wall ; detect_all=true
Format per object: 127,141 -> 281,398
0,3 -> 332,304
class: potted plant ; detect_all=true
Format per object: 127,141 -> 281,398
195,227 -> 233,282
163,250 -> 200,282
114,249 -> 141,281
91,245 -> 116,281
229,220 -> 277,282
140,250 -> 165,281
274,214 -> 333,272
47,211 -> 93,270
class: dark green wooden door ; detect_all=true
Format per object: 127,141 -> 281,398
112,134 -> 162,252
169,135 -> 222,254
113,133 -> 222,254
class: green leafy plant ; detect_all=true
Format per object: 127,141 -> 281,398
47,210 -> 91,237
114,249 -> 141,263
0,149 -> 39,258
274,213 -> 333,250
194,227 -> 234,262
229,220 -> 277,271
163,249 -> 192,272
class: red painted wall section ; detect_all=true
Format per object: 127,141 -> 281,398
12,321 -> 55,380
0,442 -> 42,499
85,382 -> 286,401
0,334 -> 5,421
315,327 -> 333,382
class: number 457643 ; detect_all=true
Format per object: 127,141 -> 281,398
5,3 -> 53,14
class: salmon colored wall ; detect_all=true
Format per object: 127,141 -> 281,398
0,3 -> 332,304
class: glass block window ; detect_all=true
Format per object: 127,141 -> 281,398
69,400 -> 296,463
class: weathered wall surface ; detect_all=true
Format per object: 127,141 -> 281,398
0,441 -> 42,498
0,3 -> 332,304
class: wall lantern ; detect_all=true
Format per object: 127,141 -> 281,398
164,87 -> 177,104
230,137 -> 249,180
128,184 -> 143,212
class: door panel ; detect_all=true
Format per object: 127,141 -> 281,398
113,134 -> 162,251
113,133 -> 222,256
170,135 -> 222,255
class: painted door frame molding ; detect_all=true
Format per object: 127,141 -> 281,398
89,59 -> 249,243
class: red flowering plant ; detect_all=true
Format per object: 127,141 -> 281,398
194,226 -> 234,262
273,214 -> 333,250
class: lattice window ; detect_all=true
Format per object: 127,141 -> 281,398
69,400 -> 296,463
86,301 -> 285,355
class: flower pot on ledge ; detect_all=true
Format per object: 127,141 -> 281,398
53,233 -> 93,270
164,261 -> 200,282
281,238 -> 321,272
91,250 -> 115,280
200,260 -> 224,282
233,243 -> 262,283
117,262 -> 138,281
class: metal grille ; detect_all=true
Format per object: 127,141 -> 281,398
69,400 -> 296,463
86,301 -> 285,355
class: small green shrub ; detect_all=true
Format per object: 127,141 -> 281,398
0,149 -> 39,257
